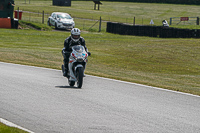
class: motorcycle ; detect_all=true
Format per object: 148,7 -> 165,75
62,45 -> 90,88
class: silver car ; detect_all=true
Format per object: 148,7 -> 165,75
47,12 -> 75,30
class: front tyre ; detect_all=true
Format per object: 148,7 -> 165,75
77,67 -> 83,88
47,19 -> 51,26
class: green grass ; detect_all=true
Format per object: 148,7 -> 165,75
0,28 -> 200,95
20,20 -> 53,31
1,0 -> 200,95
1,1 -> 199,131
0,122 -> 28,133
14,0 -> 200,29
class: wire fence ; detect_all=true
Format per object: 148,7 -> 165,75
15,9 -> 107,32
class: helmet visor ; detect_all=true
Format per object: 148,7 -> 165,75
72,35 -> 80,39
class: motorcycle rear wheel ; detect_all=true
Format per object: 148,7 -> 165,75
68,79 -> 75,87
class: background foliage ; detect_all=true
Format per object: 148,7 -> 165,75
71,0 -> 200,5
28,0 -> 200,5
3,0 -> 198,96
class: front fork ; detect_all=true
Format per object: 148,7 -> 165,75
68,62 -> 85,81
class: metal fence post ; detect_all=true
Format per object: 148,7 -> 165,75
17,7 -> 19,20
42,11 -> 44,24
99,16 -> 101,32
170,18 -> 172,25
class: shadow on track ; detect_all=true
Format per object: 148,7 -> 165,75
55,86 -> 81,89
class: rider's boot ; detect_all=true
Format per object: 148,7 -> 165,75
63,69 -> 68,77
63,63 -> 68,77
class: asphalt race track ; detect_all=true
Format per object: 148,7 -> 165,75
0,62 -> 200,133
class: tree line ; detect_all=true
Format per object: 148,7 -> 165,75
72,0 -> 200,5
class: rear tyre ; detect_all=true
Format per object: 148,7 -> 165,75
55,23 -> 58,30
77,67 -> 83,88
68,79 -> 75,87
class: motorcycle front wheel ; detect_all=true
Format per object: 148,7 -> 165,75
76,67 -> 83,88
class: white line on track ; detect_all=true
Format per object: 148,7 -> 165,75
86,75 -> 200,98
0,118 -> 34,133
0,61 -> 199,132
1,62 -> 200,98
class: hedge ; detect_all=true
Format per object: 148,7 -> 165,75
72,0 -> 200,5
106,22 -> 200,38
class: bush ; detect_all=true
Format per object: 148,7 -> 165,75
73,0 -> 200,5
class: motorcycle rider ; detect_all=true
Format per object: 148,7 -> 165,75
62,28 -> 88,77
162,20 -> 169,27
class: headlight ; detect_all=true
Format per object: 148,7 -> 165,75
57,19 -> 62,23
77,58 -> 84,62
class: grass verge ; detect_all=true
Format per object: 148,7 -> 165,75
14,0 -> 200,29
0,122 -> 28,133
19,20 -> 53,31
0,28 -> 199,95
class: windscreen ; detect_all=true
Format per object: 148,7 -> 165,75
57,14 -> 72,19
73,45 -> 85,53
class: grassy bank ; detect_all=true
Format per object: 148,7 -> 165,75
1,1 -> 199,132
14,0 -> 200,29
0,28 -> 199,95
0,122 -> 28,133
